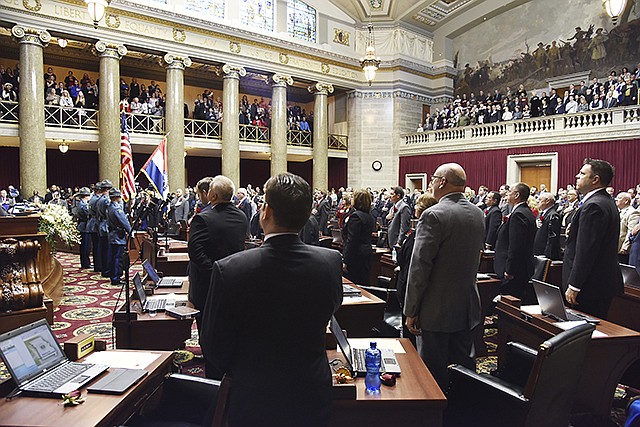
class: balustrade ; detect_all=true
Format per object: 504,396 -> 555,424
288,129 -> 313,147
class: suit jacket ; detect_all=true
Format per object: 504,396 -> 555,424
200,235 -> 342,427
388,200 -> 412,248
494,203 -> 536,281
187,203 -> 247,310
313,197 -> 331,235
563,189 -> 623,302
404,193 -> 484,332
484,205 -> 502,249
619,206 -> 640,253
533,205 -> 562,260
299,215 -> 320,245
342,209 -> 375,285
236,198 -> 253,231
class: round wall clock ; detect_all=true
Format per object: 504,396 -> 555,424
372,160 -> 382,171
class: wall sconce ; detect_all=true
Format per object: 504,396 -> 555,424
603,0 -> 627,24
85,0 -> 110,29
58,142 -> 69,153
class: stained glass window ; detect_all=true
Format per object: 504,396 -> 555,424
240,0 -> 274,32
287,0 -> 316,42
183,0 -> 225,19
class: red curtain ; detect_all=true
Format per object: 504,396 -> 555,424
399,138 -> 640,192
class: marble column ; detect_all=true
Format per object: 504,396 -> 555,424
12,25 -> 50,197
162,54 -> 191,192
93,41 -> 127,186
308,82 -> 334,191
269,74 -> 293,177
221,64 -> 246,188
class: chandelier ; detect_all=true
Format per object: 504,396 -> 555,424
360,23 -> 381,86
85,0 -> 110,29
603,0 -> 627,24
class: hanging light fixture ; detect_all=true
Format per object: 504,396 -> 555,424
603,0 -> 627,25
57,38 -> 68,48
58,141 -> 69,153
360,23 -> 381,86
85,0 -> 110,29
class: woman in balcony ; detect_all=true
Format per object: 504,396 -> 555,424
1,83 -> 17,102
59,90 -> 74,125
577,95 -> 590,113
75,91 -> 87,126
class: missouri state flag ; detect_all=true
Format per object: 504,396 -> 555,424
120,113 -> 136,203
141,135 -> 169,199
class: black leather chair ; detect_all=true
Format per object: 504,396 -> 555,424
318,236 -> 333,248
359,276 -> 403,337
532,255 -> 552,282
445,322 -> 595,427
136,373 -> 231,427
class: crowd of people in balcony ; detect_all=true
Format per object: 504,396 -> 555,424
417,65 -> 640,132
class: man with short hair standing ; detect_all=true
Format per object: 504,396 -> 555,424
564,159 -> 623,319
484,191 -> 502,250
404,163 -> 485,391
494,182 -> 537,303
201,173 -> 342,427
615,192 -> 640,264
387,186 -> 412,248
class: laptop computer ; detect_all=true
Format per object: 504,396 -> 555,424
329,316 -> 401,375
133,272 -> 187,312
142,259 -> 184,288
342,283 -> 362,297
531,279 -> 600,324
0,319 -> 108,397
620,264 -> 640,289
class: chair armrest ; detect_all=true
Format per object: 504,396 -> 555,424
449,365 -> 528,404
377,276 -> 391,287
494,342 -> 537,386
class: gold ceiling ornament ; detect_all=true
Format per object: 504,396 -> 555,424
321,63 -> 330,74
22,0 -> 41,12
105,14 -> 120,29
173,28 -> 186,43
229,41 -> 241,54
279,52 -> 289,64
333,29 -> 350,46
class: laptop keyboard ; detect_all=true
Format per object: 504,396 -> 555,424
160,278 -> 182,287
146,299 -> 166,311
28,363 -> 89,391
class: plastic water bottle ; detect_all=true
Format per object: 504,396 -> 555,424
392,247 -> 397,262
365,342 -> 382,393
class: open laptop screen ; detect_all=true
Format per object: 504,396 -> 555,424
142,259 -> 161,284
621,264 -> 640,289
329,316 -> 354,372
531,279 -> 568,321
0,319 -> 67,386
132,272 -> 147,306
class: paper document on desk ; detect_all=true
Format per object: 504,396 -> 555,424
553,321 -> 608,338
347,338 -> 406,354
342,295 -> 370,303
521,305 -> 542,315
84,351 -> 160,369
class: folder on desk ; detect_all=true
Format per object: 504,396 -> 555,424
87,368 -> 148,394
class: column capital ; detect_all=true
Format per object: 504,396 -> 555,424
11,25 -> 50,47
222,64 -> 246,79
308,82 -> 334,95
270,74 -> 293,87
163,53 -> 192,70
93,41 -> 127,60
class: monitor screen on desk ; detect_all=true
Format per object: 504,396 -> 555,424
132,273 -> 147,306
142,259 -> 161,284
621,264 -> 640,289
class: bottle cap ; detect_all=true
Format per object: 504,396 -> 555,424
370,341 -> 377,348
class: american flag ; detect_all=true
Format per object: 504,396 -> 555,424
120,113 -> 136,203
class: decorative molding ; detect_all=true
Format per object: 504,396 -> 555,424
222,64 -> 246,79
333,28 -> 350,46
163,53 -> 192,70
22,0 -> 41,12
172,28 -> 186,43
271,74 -> 293,87
11,25 -> 50,47
278,52 -> 289,64
321,63 -> 330,74
93,41 -> 128,60
229,41 -> 241,54
308,82 -> 334,95
105,14 -> 121,29
347,89 -> 437,103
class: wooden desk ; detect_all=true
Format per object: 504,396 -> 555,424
369,247 -> 390,286
113,303 -> 193,350
496,297 -> 640,420
0,350 -> 173,427
336,278 -> 386,337
146,277 -> 190,295
479,251 -> 494,273
156,253 -> 189,276
329,338 -> 446,427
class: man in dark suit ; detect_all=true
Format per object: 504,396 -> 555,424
235,187 -> 252,235
387,186 -> 412,248
201,173 -> 342,427
494,182 -> 537,303
404,163 -> 485,391
312,190 -> 331,236
533,192 -> 562,260
564,159 -> 623,319
484,191 -> 502,250
299,214 -> 320,245
188,175 -> 247,314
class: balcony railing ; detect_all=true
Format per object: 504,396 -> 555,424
184,118 -> 221,139
240,124 -> 270,144
0,100 -> 348,151
0,101 -> 19,123
403,106 -> 640,154
329,134 -> 348,151
287,129 -> 312,147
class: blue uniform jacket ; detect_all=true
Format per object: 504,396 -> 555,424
107,202 -> 132,245
97,195 -> 110,237
87,194 -> 99,233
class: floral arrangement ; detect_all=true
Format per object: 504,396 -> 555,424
38,204 -> 81,252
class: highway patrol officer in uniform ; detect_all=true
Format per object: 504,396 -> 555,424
97,180 -> 113,278
74,187 -> 92,269
87,183 -> 102,272
107,188 -> 131,286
